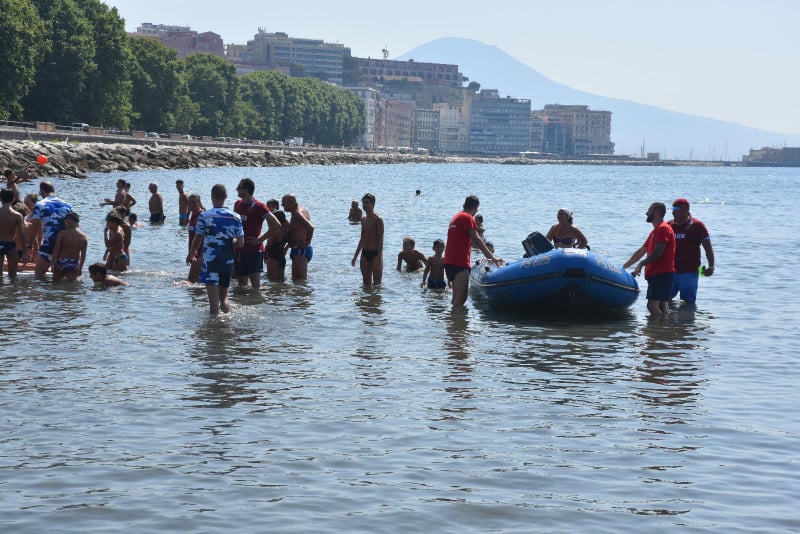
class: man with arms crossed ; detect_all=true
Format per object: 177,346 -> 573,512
624,202 -> 676,319
282,193 -> 314,281
668,197 -> 715,304
444,195 -> 503,307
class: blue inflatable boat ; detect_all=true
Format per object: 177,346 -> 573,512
470,233 -> 639,312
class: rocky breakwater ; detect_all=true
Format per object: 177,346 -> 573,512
0,140 -> 460,179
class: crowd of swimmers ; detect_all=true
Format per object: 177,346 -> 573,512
2,166 -> 714,317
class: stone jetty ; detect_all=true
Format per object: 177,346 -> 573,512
0,139 -> 704,179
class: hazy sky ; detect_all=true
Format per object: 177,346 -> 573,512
104,0 -> 800,135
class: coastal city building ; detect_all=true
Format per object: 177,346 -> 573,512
353,57 -> 463,88
530,114 -> 567,155
383,100 -> 414,148
131,23 -> 224,58
743,146 -> 800,166
344,86 -> 380,149
231,29 -> 347,85
434,100 -> 471,153
412,109 -> 440,151
469,90 -> 531,154
125,22 -> 615,156
534,105 -> 614,157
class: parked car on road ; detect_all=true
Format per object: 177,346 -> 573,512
71,123 -> 89,132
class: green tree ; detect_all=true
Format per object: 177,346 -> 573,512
181,53 -> 239,137
129,36 -> 187,133
0,0 -> 47,119
75,0 -> 134,128
468,81 -> 481,93
239,71 -> 281,140
23,0 -> 95,124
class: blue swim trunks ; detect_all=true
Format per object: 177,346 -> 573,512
57,258 -> 79,272
290,245 -> 313,262
427,277 -> 447,290
0,241 -> 16,255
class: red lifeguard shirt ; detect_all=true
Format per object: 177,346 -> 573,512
233,198 -> 269,253
643,222 -> 676,277
668,217 -> 710,273
444,211 -> 476,268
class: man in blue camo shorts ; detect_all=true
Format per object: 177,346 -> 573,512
187,184 -> 243,315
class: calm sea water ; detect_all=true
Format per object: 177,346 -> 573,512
1,163 -> 797,532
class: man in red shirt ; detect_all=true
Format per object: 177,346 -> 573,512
624,202 -> 676,318
668,198 -> 715,304
233,178 -> 280,288
444,195 -> 503,306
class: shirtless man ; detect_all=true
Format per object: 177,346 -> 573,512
99,179 -> 128,208
351,193 -> 383,286
124,182 -> 137,209
29,181 -> 73,278
52,212 -> 87,282
0,188 -> 25,278
176,180 -> 189,226
281,193 -> 314,280
148,182 -> 165,223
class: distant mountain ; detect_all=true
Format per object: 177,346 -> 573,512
396,37 -> 800,160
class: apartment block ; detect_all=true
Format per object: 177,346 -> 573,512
412,109 -> 440,151
536,105 -> 613,156
132,23 -> 224,58
434,101 -> 470,153
469,90 -> 531,154
235,30 -> 347,85
344,86 -> 380,149
383,100 -> 414,148
353,58 -> 463,88
530,114 -> 567,155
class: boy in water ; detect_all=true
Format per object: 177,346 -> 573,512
396,236 -> 427,272
52,212 -> 87,282
128,212 -> 143,228
421,239 -> 447,289
88,262 -> 127,287
0,188 -> 25,278
104,212 -> 129,272
351,193 -> 383,286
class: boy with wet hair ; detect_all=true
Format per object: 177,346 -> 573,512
52,212 -> 88,282
396,236 -> 427,272
88,262 -> 127,287
421,239 -> 447,289
104,212 -> 128,272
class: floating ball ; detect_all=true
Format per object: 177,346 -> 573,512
37,154 -> 48,165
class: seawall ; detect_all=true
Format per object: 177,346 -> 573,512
0,138 -> 715,180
